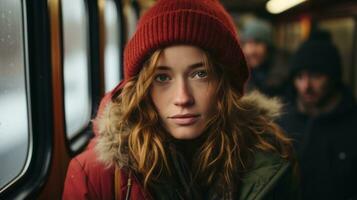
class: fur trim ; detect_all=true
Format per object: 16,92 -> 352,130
94,90 -> 283,168
240,90 -> 283,120
95,100 -> 129,168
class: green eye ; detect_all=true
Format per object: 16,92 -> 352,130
155,74 -> 171,82
193,70 -> 208,79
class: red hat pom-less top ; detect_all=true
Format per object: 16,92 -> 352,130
122,0 -> 249,95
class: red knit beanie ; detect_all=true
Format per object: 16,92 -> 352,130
119,0 -> 249,95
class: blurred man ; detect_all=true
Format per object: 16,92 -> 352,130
241,18 -> 288,96
279,29 -> 357,200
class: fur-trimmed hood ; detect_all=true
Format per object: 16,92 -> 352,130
94,90 -> 284,168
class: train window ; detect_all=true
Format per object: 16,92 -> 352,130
280,22 -> 305,53
61,0 -> 92,142
319,18 -> 355,87
275,19 -> 309,54
0,0 -> 31,190
104,0 -> 122,92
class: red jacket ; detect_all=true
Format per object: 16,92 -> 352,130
63,88 -> 150,200
62,143 -> 151,200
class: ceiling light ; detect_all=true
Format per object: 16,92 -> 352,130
266,0 -> 307,14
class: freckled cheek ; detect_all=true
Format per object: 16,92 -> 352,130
193,85 -> 218,113
150,86 -> 173,116
150,88 -> 160,110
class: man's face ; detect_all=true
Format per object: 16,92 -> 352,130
242,40 -> 268,69
294,70 -> 330,107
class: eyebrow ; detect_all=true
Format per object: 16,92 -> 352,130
156,62 -> 205,70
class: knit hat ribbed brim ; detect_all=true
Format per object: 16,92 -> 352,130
118,0 -> 249,95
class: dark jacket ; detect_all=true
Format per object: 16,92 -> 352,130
63,92 -> 299,200
279,88 -> 357,200
247,51 -> 290,97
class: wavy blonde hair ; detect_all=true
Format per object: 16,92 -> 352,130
97,48 -> 292,190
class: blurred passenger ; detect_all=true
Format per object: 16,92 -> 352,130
241,18 -> 288,96
279,29 -> 357,200
63,0 -> 299,199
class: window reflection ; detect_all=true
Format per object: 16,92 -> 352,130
104,0 -> 121,92
61,0 -> 91,140
0,0 -> 30,190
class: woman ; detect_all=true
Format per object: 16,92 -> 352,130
63,0 -> 299,199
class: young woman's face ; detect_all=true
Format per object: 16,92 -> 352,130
150,45 -> 218,140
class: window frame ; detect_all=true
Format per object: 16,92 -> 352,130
0,0 -> 53,198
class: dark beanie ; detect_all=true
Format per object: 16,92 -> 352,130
117,0 -> 249,95
291,29 -> 342,83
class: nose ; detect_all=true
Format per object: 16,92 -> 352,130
303,75 -> 311,88
173,79 -> 194,107
301,75 -> 312,90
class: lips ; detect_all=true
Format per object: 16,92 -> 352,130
169,114 -> 200,126
302,92 -> 317,102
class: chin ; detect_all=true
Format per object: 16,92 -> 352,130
169,128 -> 204,140
302,99 -> 319,106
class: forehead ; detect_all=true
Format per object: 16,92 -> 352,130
157,45 -> 207,67
295,69 -> 329,77
243,39 -> 266,45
